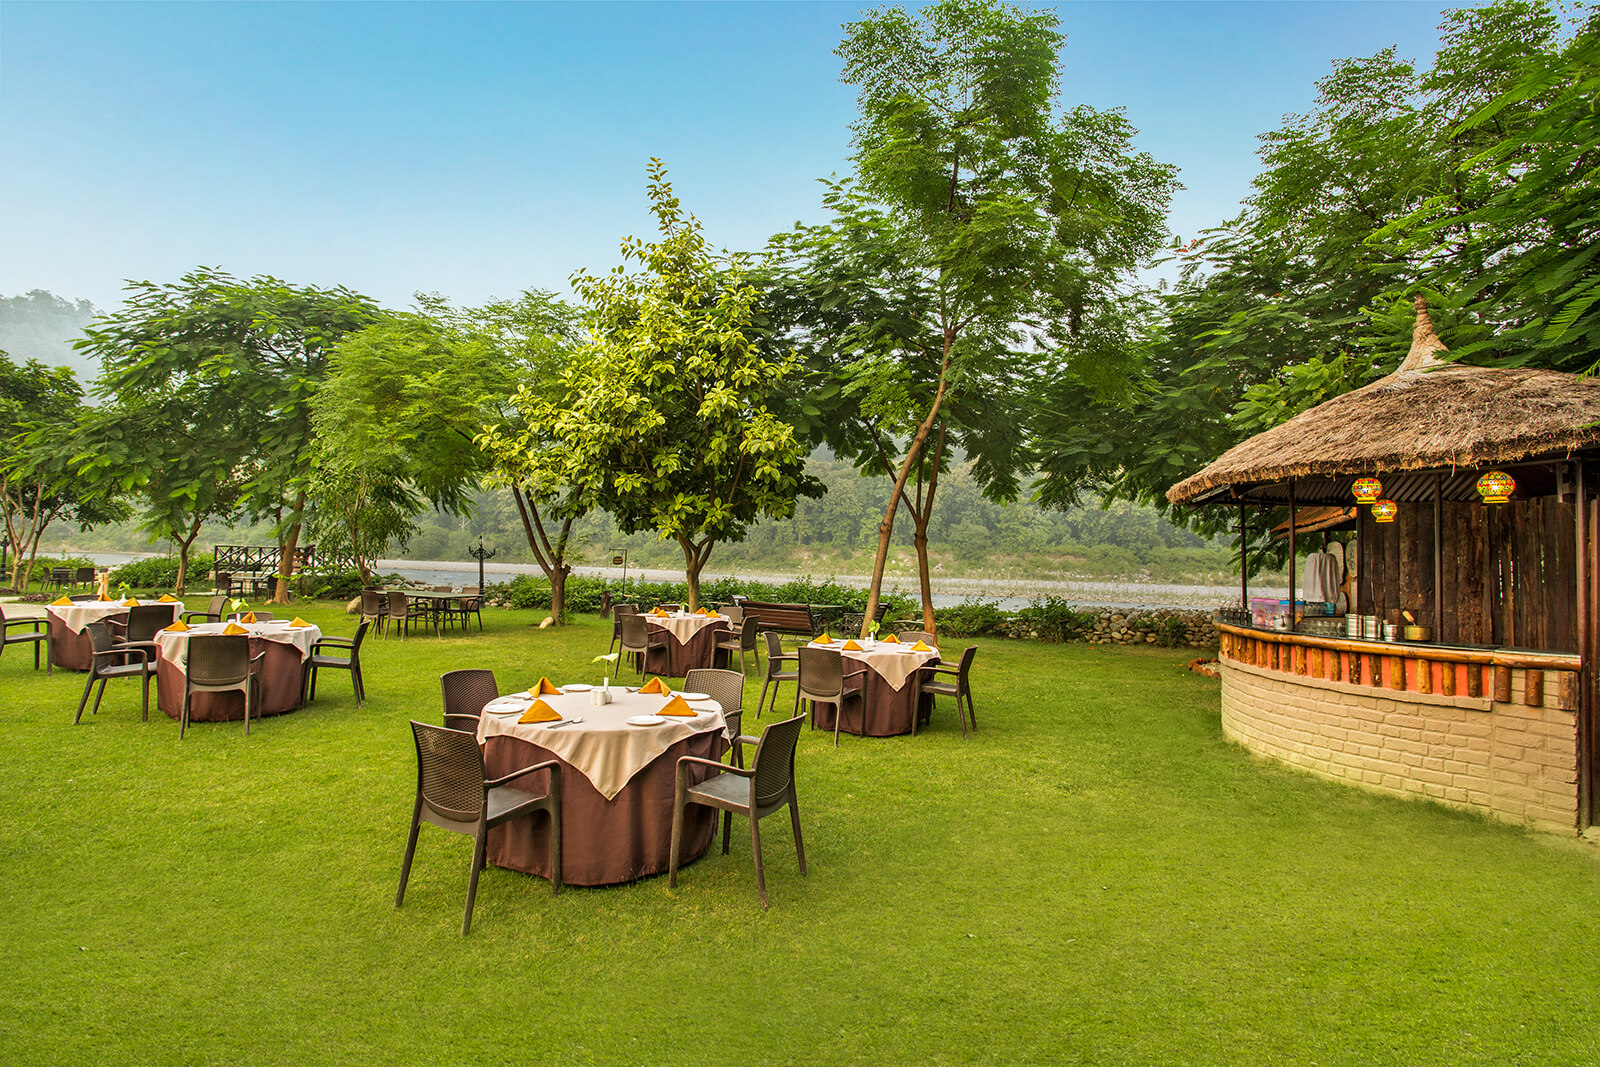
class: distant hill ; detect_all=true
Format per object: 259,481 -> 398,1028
0,290 -> 101,381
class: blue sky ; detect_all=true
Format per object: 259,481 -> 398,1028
1,1 -> 1469,314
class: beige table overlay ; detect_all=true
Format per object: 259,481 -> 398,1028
48,599 -> 183,635
153,619 -> 321,669
646,611 -> 727,643
807,639 -> 939,690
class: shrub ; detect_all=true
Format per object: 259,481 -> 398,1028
932,598 -> 1011,638
108,553 -> 214,592
1014,596 -> 1099,643
298,566 -> 366,602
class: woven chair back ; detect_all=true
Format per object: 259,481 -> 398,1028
684,668 -> 744,715
360,589 -> 386,616
411,721 -> 486,823
620,613 -> 650,649
188,634 -> 251,686
796,647 -> 845,701
762,630 -> 786,660
441,669 -> 499,723
387,591 -> 410,617
84,619 -> 116,656
126,605 -> 172,643
751,715 -> 804,809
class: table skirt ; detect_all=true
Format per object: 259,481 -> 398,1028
155,637 -> 307,721
808,661 -> 935,737
48,618 -> 94,671
484,729 -> 725,886
644,622 -> 727,678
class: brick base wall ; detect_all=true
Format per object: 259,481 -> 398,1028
1220,657 -> 1577,832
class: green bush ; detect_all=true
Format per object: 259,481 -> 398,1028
1015,596 -> 1099,643
933,598 -> 1012,638
108,553 -> 213,592
298,566 -> 366,602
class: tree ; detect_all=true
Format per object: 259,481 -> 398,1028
76,268 -> 379,602
768,0 -> 1177,632
530,160 -> 817,610
0,352 -> 126,589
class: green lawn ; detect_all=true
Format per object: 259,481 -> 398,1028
1,602 -> 1596,1065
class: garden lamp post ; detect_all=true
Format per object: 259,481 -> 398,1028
469,536 -> 495,591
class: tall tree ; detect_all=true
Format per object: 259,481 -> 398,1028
532,160 -> 817,610
769,0 -> 1177,632
76,268 -> 378,602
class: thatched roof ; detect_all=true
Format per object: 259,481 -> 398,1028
1168,298 -> 1600,506
1271,506 -> 1356,539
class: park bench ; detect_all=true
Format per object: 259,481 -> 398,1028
736,600 -> 823,640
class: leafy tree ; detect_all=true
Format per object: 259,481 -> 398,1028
529,160 -> 817,610
76,268 -> 379,602
768,0 -> 1178,632
0,352 -> 126,588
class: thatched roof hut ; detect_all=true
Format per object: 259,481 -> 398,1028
1169,298 -> 1600,507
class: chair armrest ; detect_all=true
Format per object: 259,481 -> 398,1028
312,636 -> 355,650
486,760 -> 562,788
926,663 -> 959,676
92,645 -> 152,664
2,617 -> 48,633
180,611 -> 219,624
676,754 -> 752,778
732,734 -> 761,749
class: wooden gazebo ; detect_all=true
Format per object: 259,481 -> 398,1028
1170,299 -> 1600,833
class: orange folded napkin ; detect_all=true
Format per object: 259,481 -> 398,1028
241,612 -> 258,623
910,640 -> 933,652
693,607 -> 709,616
650,608 -> 669,617
533,676 -> 562,696
123,598 -> 140,607
880,633 -> 901,644
164,620 -> 191,633
222,623 -> 249,635
288,617 -> 311,628
157,594 -> 178,603
97,595 -> 112,602
50,596 -> 72,606
814,633 -> 834,645
639,677 -> 671,696
842,639 -> 863,651
658,695 -> 695,717
517,699 -> 561,724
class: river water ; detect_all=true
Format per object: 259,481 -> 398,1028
85,551 -> 1285,612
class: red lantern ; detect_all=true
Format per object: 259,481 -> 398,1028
1372,499 -> 1398,523
1352,477 -> 1383,504
1476,470 -> 1515,504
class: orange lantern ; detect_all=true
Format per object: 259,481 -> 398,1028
1352,477 -> 1383,504
1475,470 -> 1515,504
1371,499 -> 1398,523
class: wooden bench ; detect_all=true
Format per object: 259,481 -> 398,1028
737,601 -> 822,640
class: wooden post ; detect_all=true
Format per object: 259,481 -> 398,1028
1525,669 -> 1544,707
1388,654 -> 1406,691
1576,457 -> 1592,828
1468,663 -> 1484,698
1288,480 -> 1298,632
1433,474 -> 1444,632
1441,662 -> 1457,696
1240,503 -> 1249,612
1415,658 -> 1432,695
1493,665 -> 1513,703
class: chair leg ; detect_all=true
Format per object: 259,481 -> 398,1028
957,689 -> 969,739
756,676 -> 772,719
964,687 -> 976,731
92,678 -> 108,717
74,673 -> 95,724
750,811 -> 768,911
180,691 -> 190,740
668,791 -> 685,888
353,663 -> 365,706
547,806 -> 561,894
789,790 -> 807,876
395,801 -> 423,906
462,828 -> 487,935
308,663 -> 318,703
833,699 -> 842,748
722,810 -> 732,855
141,672 -> 150,723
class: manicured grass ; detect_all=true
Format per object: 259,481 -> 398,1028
1,602 -> 1597,1065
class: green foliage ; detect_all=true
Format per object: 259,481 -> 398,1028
1014,595 -> 1100,643
107,552 -> 214,591
295,564 -> 369,603
931,597 -> 1011,638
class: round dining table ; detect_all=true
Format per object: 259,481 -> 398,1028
642,611 -> 729,677
804,638 -> 940,737
477,685 -> 729,886
150,619 -> 321,722
46,598 -> 184,671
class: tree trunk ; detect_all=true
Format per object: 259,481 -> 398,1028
909,422 -> 947,632
273,491 -> 307,604
511,485 -> 574,626
679,535 -> 710,612
173,515 -> 203,596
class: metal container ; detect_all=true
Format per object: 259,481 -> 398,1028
1382,623 -> 1399,641
1362,616 -> 1380,640
1403,625 -> 1432,642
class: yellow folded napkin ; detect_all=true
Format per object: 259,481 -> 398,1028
651,608 -> 669,617
288,617 -> 311,628
157,594 -> 178,603
842,639 -> 863,651
694,607 -> 709,616
97,595 -> 112,602
241,612 -> 258,623
50,596 -> 72,606
658,695 -> 695,717
911,640 -> 933,652
815,633 -> 834,645
517,699 -> 561,724
881,633 -> 901,644
123,598 -> 140,607
222,623 -> 249,635
639,677 -> 671,696
164,620 -> 190,633
533,676 -> 562,696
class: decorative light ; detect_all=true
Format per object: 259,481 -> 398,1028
1352,477 -> 1384,504
1372,499 -> 1398,523
1476,470 -> 1516,505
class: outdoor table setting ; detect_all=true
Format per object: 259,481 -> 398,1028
642,607 -> 730,676
804,633 -> 940,737
45,596 -> 183,671
476,677 -> 730,886
151,615 -> 321,722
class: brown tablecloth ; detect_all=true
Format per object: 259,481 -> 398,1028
48,602 -> 182,671
154,636 -> 308,722
644,619 -> 728,677
809,659 -> 937,737
483,729 -> 725,886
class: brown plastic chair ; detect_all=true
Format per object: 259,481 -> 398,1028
181,595 -> 229,625
440,668 -> 499,733
181,634 -> 265,739
73,566 -> 96,589
74,620 -> 153,723
49,567 -> 71,591
794,646 -> 864,748
111,604 -> 174,657
668,714 -> 806,910
619,613 -> 668,678
457,595 -> 484,633
608,603 -> 639,655
226,610 -> 274,623
684,667 -> 745,768
359,589 -> 388,636
896,630 -> 937,647
919,645 -> 978,738
714,615 -> 760,676
387,591 -> 428,639
396,720 -> 562,935
0,603 -> 51,673
305,620 -> 370,706
755,631 -> 797,719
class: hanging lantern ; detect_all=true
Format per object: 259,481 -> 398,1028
1475,470 -> 1516,504
1352,477 -> 1384,504
1371,499 -> 1398,523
